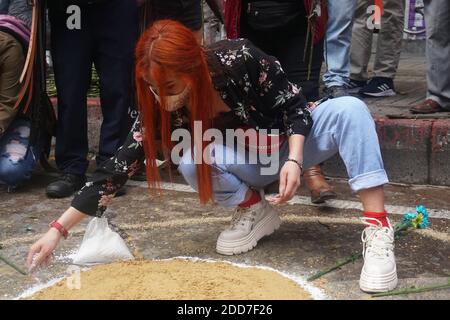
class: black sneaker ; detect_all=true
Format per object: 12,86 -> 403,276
46,173 -> 87,198
324,85 -> 349,98
347,79 -> 367,94
359,77 -> 396,97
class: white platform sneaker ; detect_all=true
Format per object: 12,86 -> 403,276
216,196 -> 281,256
359,217 -> 398,293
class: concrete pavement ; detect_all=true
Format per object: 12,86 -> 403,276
1,168 -> 449,300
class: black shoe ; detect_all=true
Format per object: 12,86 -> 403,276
324,85 -> 349,98
359,77 -> 396,97
114,186 -> 127,197
46,173 -> 86,198
347,79 -> 367,94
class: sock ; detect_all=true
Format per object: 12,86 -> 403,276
239,189 -> 261,208
364,211 -> 389,227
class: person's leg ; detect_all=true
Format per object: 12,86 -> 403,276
91,0 -> 138,166
242,3 -> 320,98
323,0 -> 358,92
358,186 -> 385,212
349,0 -> 373,82
151,0 -> 203,42
372,0 -> 405,79
178,144 -> 284,208
180,0 -> 203,43
179,97 -> 389,215
0,31 -> 23,137
46,4 -> 92,198
0,118 -> 39,189
178,143 -> 286,255
357,0 -> 405,98
240,2 -> 324,98
423,0 -> 450,110
303,97 -> 396,293
239,8 -> 276,56
274,20 -> 323,101
303,97 -> 388,192
49,4 -> 93,176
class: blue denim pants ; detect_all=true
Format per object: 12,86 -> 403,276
323,0 -> 358,87
178,97 -> 389,208
0,118 -> 40,188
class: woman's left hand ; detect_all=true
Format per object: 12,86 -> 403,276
269,161 -> 301,205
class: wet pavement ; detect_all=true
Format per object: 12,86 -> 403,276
1,167 -> 449,300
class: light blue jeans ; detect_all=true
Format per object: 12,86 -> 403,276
0,118 -> 40,188
178,97 -> 389,208
323,0 -> 358,87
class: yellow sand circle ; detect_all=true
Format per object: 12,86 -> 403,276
31,259 -> 311,300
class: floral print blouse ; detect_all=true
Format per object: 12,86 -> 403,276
71,38 -> 313,216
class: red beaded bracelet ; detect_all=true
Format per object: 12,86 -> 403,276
49,220 -> 69,239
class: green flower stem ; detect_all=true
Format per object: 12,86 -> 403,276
0,253 -> 28,276
307,253 -> 362,281
372,280 -> 450,298
394,221 -> 412,233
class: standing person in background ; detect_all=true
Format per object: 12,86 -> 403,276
322,0 -> 357,98
348,0 -> 405,97
410,0 -> 450,114
224,0 -> 337,204
45,0 -> 139,198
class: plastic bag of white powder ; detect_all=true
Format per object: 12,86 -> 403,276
72,217 -> 134,265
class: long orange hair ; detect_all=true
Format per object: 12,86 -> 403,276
135,20 -> 214,204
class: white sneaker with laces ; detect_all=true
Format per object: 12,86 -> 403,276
359,217 -> 398,293
216,194 -> 281,256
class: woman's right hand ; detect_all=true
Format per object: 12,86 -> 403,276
25,207 -> 88,272
26,228 -> 62,272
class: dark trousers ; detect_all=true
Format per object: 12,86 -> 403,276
49,0 -> 138,175
240,4 -> 323,101
151,0 -> 203,31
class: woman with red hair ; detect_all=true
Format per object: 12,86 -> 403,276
27,20 -> 397,293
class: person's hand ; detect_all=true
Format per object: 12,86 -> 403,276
26,228 -> 62,272
269,161 -> 301,205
